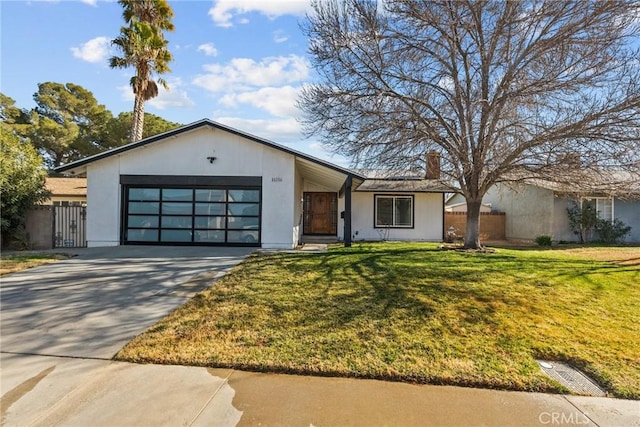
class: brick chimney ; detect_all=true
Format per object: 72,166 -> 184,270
426,151 -> 441,179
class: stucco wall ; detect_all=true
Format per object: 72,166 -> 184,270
87,157 -> 120,247
85,126 -> 298,249
261,147 -> 296,249
552,197 -> 577,242
350,192 -> 443,241
614,199 -> 640,243
484,184 -> 554,241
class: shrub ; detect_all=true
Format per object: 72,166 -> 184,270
535,235 -> 553,246
567,202 -> 598,243
595,219 -> 631,244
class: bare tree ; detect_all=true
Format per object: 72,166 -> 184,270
299,0 -> 640,249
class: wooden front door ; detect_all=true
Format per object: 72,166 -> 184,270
303,192 -> 337,235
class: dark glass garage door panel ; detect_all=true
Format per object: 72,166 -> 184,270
228,230 -> 258,243
228,216 -> 259,229
162,202 -> 193,215
161,229 -> 192,242
195,230 -> 225,242
228,189 -> 260,202
194,216 -> 226,229
195,203 -> 225,215
161,215 -> 192,228
128,229 -> 158,241
195,189 -> 226,202
128,215 -> 159,228
130,188 -> 160,201
162,189 -> 193,201
228,203 -> 259,216
129,202 -> 160,214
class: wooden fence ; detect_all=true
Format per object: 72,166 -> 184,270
444,212 -> 506,241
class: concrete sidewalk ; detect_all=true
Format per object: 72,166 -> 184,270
1,354 -> 638,426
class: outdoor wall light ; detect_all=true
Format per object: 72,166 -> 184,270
207,156 -> 217,164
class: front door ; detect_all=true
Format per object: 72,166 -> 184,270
303,192 -> 337,235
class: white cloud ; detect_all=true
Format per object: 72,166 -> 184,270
197,43 -> 218,57
213,116 -> 302,142
70,36 -> 111,64
273,30 -> 289,43
80,0 -> 97,6
235,86 -> 301,117
117,77 -> 195,110
192,55 -> 309,92
209,0 -> 312,27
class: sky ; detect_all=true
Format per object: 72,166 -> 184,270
0,0 -> 347,164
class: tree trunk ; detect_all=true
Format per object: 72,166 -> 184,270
131,94 -> 145,142
464,198 -> 482,249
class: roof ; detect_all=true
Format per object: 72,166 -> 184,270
356,178 -> 450,193
54,118 -> 366,181
521,170 -> 640,197
45,177 -> 87,196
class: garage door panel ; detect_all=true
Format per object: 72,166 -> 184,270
162,189 -> 193,201
195,230 -> 225,242
128,216 -> 159,228
194,216 -> 226,229
128,229 -> 158,242
195,189 -> 226,202
195,203 -> 225,215
161,229 -> 192,242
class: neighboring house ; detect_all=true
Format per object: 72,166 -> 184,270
45,177 -> 87,205
449,180 -> 640,243
55,119 -> 448,249
24,178 -> 88,250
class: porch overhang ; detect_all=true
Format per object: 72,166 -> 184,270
295,157 -> 365,191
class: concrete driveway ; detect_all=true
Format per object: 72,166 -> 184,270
1,245 -> 253,359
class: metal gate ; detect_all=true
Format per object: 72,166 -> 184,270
53,205 -> 87,248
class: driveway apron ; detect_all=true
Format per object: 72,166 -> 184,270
0,246 -> 253,359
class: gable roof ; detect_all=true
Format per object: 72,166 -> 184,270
54,118 -> 366,181
356,179 -> 450,193
46,177 -> 87,196
521,170 -> 640,197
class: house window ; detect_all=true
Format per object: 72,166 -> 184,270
375,195 -> 413,228
583,197 -> 613,221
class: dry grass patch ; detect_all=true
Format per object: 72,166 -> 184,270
116,243 -> 640,399
0,253 -> 70,275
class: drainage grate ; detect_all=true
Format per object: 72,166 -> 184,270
537,360 -> 607,397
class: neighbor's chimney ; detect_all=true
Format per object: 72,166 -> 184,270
426,151 -> 441,179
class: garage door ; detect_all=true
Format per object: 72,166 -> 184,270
121,175 -> 261,246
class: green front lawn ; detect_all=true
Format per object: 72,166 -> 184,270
115,243 -> 640,399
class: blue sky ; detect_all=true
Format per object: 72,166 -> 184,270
1,0 -> 346,163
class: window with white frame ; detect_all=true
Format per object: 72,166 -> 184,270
582,197 -> 613,221
375,195 -> 413,228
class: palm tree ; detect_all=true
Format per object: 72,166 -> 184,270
110,0 -> 174,142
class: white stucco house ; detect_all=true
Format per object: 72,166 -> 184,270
55,119 -> 448,249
